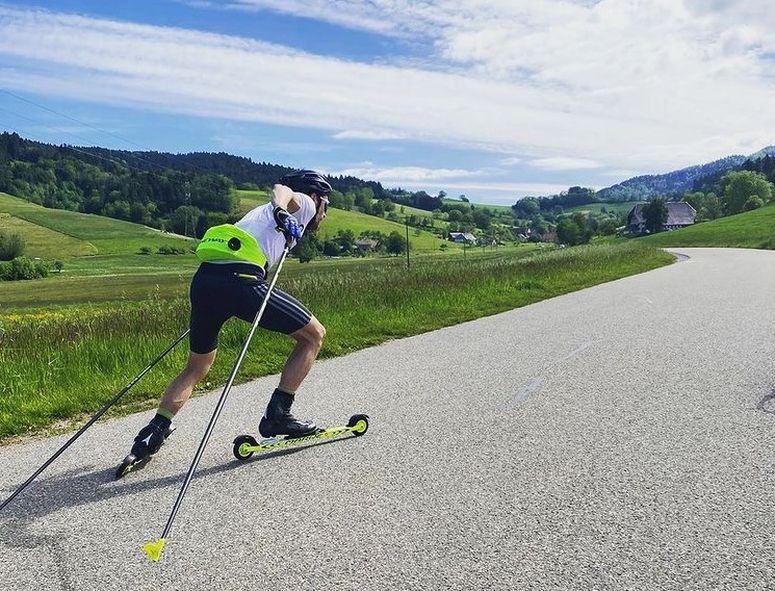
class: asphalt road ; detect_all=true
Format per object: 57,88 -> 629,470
1,247 -> 774,591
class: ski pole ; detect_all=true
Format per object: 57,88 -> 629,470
143,246 -> 291,562
0,329 -> 190,513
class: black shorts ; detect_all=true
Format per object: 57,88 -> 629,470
189,262 -> 313,354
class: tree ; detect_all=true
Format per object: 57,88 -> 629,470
0,230 -> 24,261
704,193 -> 722,220
720,170 -> 774,215
556,218 -> 580,246
471,209 -> 492,230
385,231 -> 407,255
104,200 -> 131,220
354,187 -> 374,209
556,212 -> 592,246
329,190 -> 355,211
447,209 -> 463,222
323,240 -> 340,256
744,196 -> 764,211
130,202 -> 150,225
296,233 -> 321,263
511,197 -> 540,218
411,191 -> 443,210
642,198 -> 668,233
531,217 -> 549,236
598,218 -> 619,235
334,229 -> 355,253
571,212 -> 592,242
371,200 -> 386,217
683,191 -> 706,213
0,256 -> 48,280
327,190 -> 345,209
169,205 -> 202,236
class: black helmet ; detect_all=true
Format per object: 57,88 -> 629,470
279,169 -> 332,197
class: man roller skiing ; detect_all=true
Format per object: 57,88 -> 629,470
117,170 -> 331,477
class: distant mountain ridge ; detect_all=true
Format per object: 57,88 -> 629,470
596,146 -> 775,202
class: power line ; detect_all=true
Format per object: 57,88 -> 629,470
2,88 -> 149,152
0,105 -> 166,174
0,119 -> 161,176
0,105 -> 179,177
0,88 -> 220,178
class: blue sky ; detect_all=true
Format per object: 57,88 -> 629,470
0,1 -> 773,205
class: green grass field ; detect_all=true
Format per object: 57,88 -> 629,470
566,201 -> 642,216
234,188 -> 271,214
0,212 -> 97,257
442,198 -> 513,213
316,208 -> 445,251
638,203 -> 775,249
0,192 -> 195,256
0,246 -> 534,311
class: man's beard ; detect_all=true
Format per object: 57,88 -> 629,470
305,216 -> 321,233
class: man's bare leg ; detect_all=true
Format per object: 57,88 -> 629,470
159,350 -> 217,416
260,317 -> 326,437
116,350 -> 217,477
278,317 -> 326,393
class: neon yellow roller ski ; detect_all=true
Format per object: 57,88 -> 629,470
232,414 -> 369,460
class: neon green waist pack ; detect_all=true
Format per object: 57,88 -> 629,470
195,224 -> 267,267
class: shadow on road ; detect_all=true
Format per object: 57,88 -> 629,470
0,435 -> 350,551
757,389 -> 775,416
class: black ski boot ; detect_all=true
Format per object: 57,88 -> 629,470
115,416 -> 175,479
259,389 -> 319,439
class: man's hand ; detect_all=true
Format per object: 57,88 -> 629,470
273,207 -> 302,241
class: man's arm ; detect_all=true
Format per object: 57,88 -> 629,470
271,184 -> 303,241
272,184 -> 301,214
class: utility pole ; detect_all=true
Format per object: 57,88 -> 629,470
184,181 -> 191,237
405,217 -> 410,270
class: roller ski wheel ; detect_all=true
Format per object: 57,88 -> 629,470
232,414 -> 370,461
347,414 -> 369,437
115,425 -> 175,480
233,434 -> 259,461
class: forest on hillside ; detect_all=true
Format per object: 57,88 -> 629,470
0,132 -> 456,237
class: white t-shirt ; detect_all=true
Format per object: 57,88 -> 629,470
235,192 -> 316,269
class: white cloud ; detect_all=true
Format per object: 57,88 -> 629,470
200,0 -> 442,37
333,165 -> 482,182
603,169 -> 640,179
530,157 -> 602,171
333,130 -> 405,140
328,163 -> 565,201
0,3 -> 774,175
411,180 -> 568,196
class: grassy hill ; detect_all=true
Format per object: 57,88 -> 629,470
566,201 -> 642,216
235,188 -> 271,214
0,192 -> 194,256
638,203 -> 775,249
442,198 -> 512,213
0,212 -> 97,257
316,208 -> 445,251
